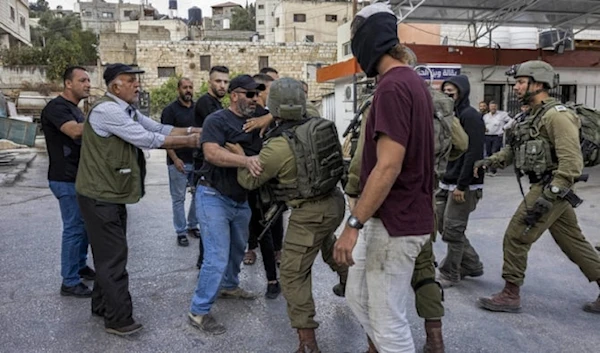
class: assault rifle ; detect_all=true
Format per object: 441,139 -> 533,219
258,202 -> 287,241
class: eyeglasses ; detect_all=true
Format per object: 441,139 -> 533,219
234,90 -> 257,99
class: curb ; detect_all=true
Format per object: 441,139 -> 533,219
0,152 -> 38,186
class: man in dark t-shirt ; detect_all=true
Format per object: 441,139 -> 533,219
41,66 -> 95,298
334,5 -> 436,352
188,75 -> 265,335
161,78 -> 200,247
193,66 -> 229,268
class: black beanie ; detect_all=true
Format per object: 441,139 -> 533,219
351,6 -> 399,77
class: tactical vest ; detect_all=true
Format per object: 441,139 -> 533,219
75,95 -> 147,204
510,102 -> 559,177
269,117 -> 344,202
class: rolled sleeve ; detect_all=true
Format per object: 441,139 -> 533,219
89,102 -> 167,149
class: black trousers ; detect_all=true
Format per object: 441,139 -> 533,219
247,190 -> 278,282
77,194 -> 134,329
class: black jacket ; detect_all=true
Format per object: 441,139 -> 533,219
441,75 -> 485,190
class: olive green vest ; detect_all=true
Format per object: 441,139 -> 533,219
510,98 -> 559,177
75,95 -> 146,204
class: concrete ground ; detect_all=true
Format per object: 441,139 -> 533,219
0,149 -> 599,353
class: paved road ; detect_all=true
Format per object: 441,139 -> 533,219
1,150 -> 599,353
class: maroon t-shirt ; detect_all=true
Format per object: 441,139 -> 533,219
359,66 -> 435,236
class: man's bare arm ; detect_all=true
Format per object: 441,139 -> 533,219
351,134 -> 406,223
169,127 -> 202,136
161,134 -> 200,149
60,121 -> 84,140
203,142 -> 249,168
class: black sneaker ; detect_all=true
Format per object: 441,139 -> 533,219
177,235 -> 189,247
187,228 -> 201,239
79,266 -> 96,281
60,283 -> 92,298
105,322 -> 143,336
265,282 -> 281,299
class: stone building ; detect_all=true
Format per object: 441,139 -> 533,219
135,41 -> 337,99
0,0 -> 31,48
75,0 -> 158,34
210,2 -> 243,30
255,0 -> 355,43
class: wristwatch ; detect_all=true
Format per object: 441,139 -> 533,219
347,215 -> 364,230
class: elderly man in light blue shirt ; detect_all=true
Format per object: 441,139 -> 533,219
76,63 -> 201,337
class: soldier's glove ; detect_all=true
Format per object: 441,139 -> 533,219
524,196 -> 553,226
475,159 -> 492,168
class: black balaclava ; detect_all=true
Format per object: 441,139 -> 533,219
351,3 -> 399,78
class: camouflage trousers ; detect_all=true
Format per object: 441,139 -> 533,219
279,189 -> 348,329
502,183 -> 600,286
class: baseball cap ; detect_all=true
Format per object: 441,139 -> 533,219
103,63 -> 145,86
228,75 -> 266,93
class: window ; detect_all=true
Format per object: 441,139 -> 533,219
20,16 -> 26,28
259,35 -> 265,39
305,35 -> 314,42
258,20 -> 264,25
124,10 -> 132,18
259,56 -> 269,70
10,7 -> 15,21
325,14 -> 338,22
258,5 -> 264,9
484,84 -> 505,110
157,67 -> 176,78
84,11 -> 92,17
214,20 -> 221,26
101,12 -> 114,19
200,55 -> 211,71
293,14 -> 306,22
276,18 -> 280,27
342,41 -> 351,56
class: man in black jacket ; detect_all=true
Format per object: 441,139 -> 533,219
436,75 -> 486,288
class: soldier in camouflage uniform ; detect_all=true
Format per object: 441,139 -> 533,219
475,60 -> 600,314
344,47 -> 468,353
236,78 -> 348,353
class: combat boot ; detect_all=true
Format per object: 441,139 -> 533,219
582,294 -> 600,314
423,320 -> 444,353
296,328 -> 321,353
478,281 -> 521,313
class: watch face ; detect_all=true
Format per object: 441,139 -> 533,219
551,186 -> 560,194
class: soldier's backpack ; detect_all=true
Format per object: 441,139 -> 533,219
537,101 -> 600,167
567,103 -> 600,167
282,117 -> 345,200
430,87 -> 462,178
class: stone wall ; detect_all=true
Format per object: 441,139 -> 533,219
99,32 -> 138,65
135,41 -> 337,99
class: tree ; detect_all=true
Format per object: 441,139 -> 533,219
29,0 -> 49,17
0,8 -> 98,82
231,3 -> 256,31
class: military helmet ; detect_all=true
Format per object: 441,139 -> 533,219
404,46 -> 417,68
506,60 -> 559,89
267,78 -> 306,121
